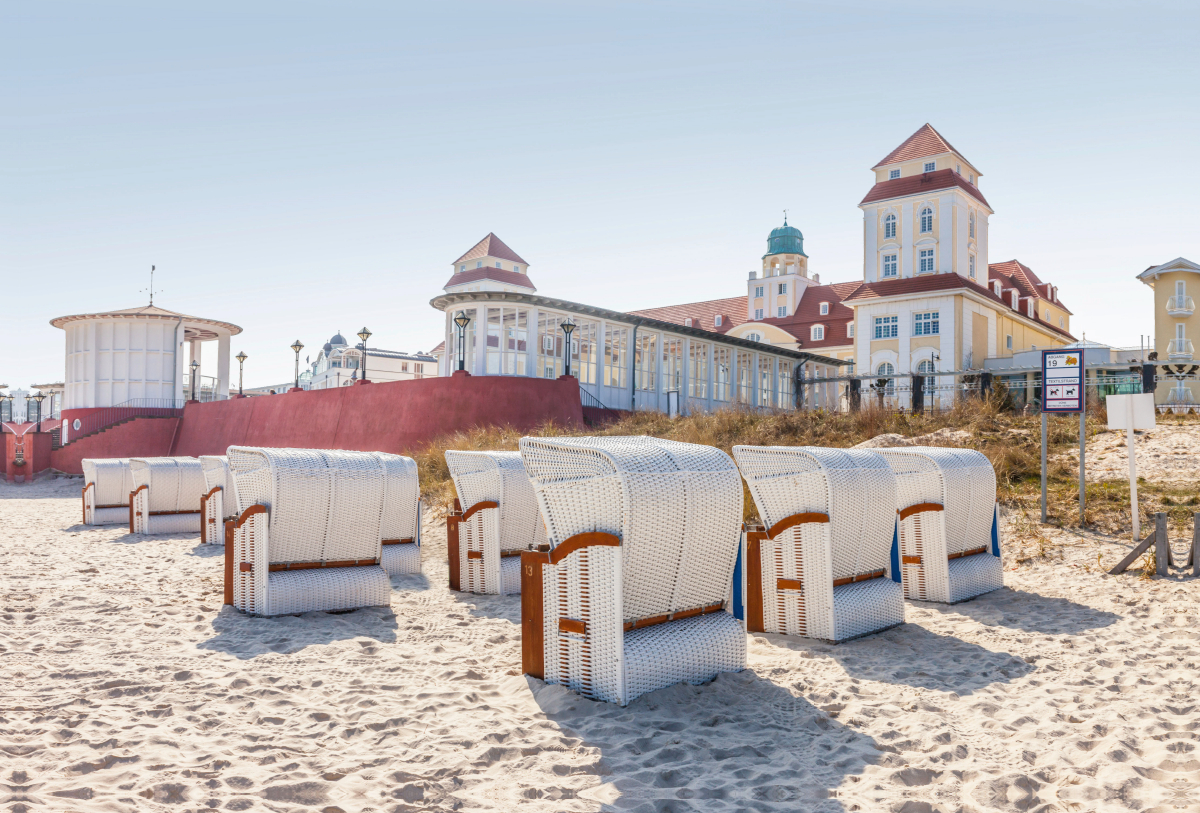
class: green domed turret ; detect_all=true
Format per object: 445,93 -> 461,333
764,217 -> 806,258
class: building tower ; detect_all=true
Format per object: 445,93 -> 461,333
748,217 -> 816,321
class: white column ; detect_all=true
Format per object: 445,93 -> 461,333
901,202 -> 914,278
216,332 -> 231,398
525,307 -> 539,379
863,207 -> 878,282
940,194 -> 956,275
681,337 -> 691,415
473,305 -> 487,375
706,342 -> 714,413
173,322 -> 185,404
87,321 -> 99,409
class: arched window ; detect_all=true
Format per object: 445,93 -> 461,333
884,213 -> 896,240
920,207 -> 933,234
969,211 -> 975,239
876,362 -> 896,395
917,359 -> 936,394
745,332 -> 762,343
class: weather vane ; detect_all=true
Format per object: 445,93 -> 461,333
141,265 -> 160,306
783,209 -> 788,224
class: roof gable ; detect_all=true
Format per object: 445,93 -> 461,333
860,169 -> 990,209
873,123 -> 968,169
443,267 -> 536,292
453,233 -> 528,266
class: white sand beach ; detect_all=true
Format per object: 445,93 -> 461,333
3,463 -> 1196,812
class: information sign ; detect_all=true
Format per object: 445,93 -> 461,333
1042,349 -> 1084,413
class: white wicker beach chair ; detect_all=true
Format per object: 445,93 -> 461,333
731,446 -> 904,642
444,451 -> 547,594
875,447 -> 1003,603
223,447 -> 419,616
81,458 -> 134,526
199,455 -> 238,545
129,457 -> 205,535
518,436 -> 746,706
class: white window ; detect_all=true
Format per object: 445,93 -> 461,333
755,285 -> 764,297
969,211 -> 975,239
476,261 -> 483,268
876,362 -> 896,394
969,254 -> 976,279
1178,323 -> 1187,340
847,322 -> 855,338
811,325 -> 825,341
874,315 -> 898,339
919,207 -> 933,233
777,306 -> 786,318
515,265 -> 521,272
459,265 -> 465,272
684,318 -> 693,327
917,359 -> 936,392
496,261 -> 502,268
913,311 -> 939,336
924,161 -> 936,172
956,163 -> 961,174
542,335 -> 555,351
1059,317 -> 1064,327
1006,334 -> 1013,351
889,168 -> 900,180
400,362 -> 409,372
919,249 -> 935,273
746,332 -> 762,342
969,172 -> 975,183
715,315 -> 724,327
819,302 -> 830,315
1177,280 -> 1186,297
882,254 -> 898,278
754,308 -> 764,320
778,283 -> 787,294
884,213 -> 896,239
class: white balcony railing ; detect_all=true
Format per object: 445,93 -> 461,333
1167,295 -> 1195,316
1167,338 -> 1194,360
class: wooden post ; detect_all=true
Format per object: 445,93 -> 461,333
223,520 -> 235,606
1155,511 -> 1168,576
520,549 -> 551,679
447,498 -> 461,591
1192,512 -> 1199,577
744,526 -> 767,633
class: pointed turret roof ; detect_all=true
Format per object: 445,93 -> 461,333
453,233 -> 529,266
872,123 -> 966,169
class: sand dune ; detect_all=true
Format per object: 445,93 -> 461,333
2,476 -> 1196,812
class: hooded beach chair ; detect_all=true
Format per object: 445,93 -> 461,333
731,446 -> 904,642
519,436 -> 746,706
129,457 -> 205,535
874,447 -> 1003,603
223,447 -> 418,616
444,450 -> 547,594
200,455 -> 238,545
82,458 -> 134,525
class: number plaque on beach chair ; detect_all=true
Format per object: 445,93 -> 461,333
732,446 -> 905,642
519,436 -> 746,706
82,458 -> 134,526
444,450 -> 547,595
129,457 -> 205,535
875,447 -> 1003,603
224,447 -> 419,616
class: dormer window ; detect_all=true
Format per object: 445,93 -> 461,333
924,161 -> 936,173
811,325 -> 825,341
847,322 -> 855,338
1010,290 -> 1020,309
714,315 -> 724,327
819,302 -> 830,315
992,280 -> 1002,297
889,168 -> 900,180
684,318 -> 693,327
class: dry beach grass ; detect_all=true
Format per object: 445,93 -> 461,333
4,410 -> 1199,811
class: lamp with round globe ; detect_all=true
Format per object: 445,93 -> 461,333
235,351 -> 248,396
32,391 -> 46,433
290,340 -> 304,390
189,360 -> 200,402
453,312 -> 471,372
357,327 -> 372,383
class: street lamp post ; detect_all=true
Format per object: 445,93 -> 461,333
453,312 -> 471,372
0,393 -> 11,423
290,340 -> 304,390
189,360 -> 200,402
560,320 -> 576,378
357,327 -> 372,383
235,351 -> 248,396
32,392 -> 45,433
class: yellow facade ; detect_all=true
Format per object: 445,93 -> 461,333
1138,259 -> 1200,406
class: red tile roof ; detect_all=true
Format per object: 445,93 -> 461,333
453,233 -> 529,266
627,296 -> 746,333
988,259 -> 1072,314
860,169 -> 990,209
443,267 -> 536,291
750,281 -> 861,349
873,124 -> 966,169
430,341 -> 445,354
841,273 -> 1075,339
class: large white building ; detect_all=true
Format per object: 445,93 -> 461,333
306,332 -> 435,390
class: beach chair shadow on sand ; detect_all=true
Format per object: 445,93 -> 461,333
925,587 -> 1121,635
199,604 -> 400,659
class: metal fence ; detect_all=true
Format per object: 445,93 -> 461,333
63,398 -> 186,446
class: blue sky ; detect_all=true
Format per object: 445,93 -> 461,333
3,1 -> 1197,390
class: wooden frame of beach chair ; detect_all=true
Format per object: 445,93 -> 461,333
519,436 -> 746,706
444,450 -> 547,594
199,455 -> 238,545
731,446 -> 905,642
222,447 -> 418,616
82,458 -> 134,526
128,457 -> 205,535
875,447 -> 1003,604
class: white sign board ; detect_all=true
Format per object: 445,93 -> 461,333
1106,393 -> 1156,431
1042,349 -> 1084,412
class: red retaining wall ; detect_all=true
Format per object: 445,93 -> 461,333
50,417 -> 181,475
170,372 -> 584,458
